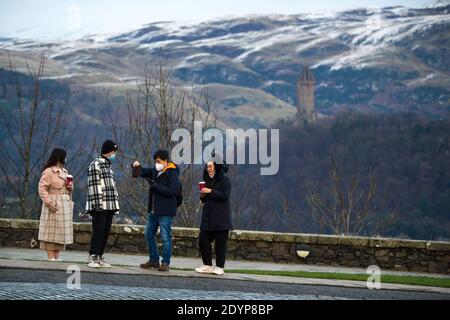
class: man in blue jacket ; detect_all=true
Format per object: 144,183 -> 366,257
132,150 -> 181,271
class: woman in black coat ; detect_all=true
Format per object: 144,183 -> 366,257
195,158 -> 232,275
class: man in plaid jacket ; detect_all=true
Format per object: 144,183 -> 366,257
85,140 -> 120,268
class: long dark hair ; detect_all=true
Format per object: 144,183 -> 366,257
43,148 -> 67,172
202,160 -> 229,184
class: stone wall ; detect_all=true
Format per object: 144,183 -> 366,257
0,218 -> 449,274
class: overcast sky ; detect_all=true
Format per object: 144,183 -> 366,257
0,0 -> 435,40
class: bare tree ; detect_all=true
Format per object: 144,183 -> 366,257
226,165 -> 273,230
107,64 -> 216,226
274,195 -> 305,233
0,54 -> 96,219
277,153 -> 397,236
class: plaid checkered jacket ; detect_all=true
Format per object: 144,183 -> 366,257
85,155 -> 120,213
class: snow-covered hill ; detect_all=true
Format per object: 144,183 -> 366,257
1,4 -> 449,126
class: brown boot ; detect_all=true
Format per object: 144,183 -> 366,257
140,261 -> 160,269
158,263 -> 170,271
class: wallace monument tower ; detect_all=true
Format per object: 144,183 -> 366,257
296,66 -> 317,124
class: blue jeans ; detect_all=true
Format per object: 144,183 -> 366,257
144,212 -> 173,265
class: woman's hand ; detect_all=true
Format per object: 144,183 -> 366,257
48,201 -> 58,213
66,179 -> 74,191
200,187 -> 212,194
133,161 -> 141,168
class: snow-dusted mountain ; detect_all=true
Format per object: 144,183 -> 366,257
427,0 -> 450,8
1,4 -> 449,127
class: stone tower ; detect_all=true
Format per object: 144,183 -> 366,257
296,66 -> 317,123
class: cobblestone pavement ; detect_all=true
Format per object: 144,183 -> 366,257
0,282 -> 339,300
1,268 -> 449,300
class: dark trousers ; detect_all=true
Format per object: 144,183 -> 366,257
199,230 -> 229,268
89,211 -> 114,256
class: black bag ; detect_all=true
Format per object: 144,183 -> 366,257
132,165 -> 141,178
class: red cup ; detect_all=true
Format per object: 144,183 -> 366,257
198,181 -> 206,191
66,175 -> 73,185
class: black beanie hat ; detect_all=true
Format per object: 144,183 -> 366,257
101,140 -> 118,154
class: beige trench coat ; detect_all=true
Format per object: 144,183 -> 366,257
38,166 -> 74,245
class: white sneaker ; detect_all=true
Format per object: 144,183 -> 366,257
195,265 -> 214,274
212,266 -> 225,275
55,258 -> 62,262
88,255 -> 101,268
47,258 -> 56,262
99,256 -> 112,268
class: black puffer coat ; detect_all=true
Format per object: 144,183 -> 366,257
199,162 -> 233,231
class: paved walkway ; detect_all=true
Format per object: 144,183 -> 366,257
0,247 -> 449,295
0,247 -> 448,277
0,282 -> 333,300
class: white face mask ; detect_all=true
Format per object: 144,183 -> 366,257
155,163 -> 164,172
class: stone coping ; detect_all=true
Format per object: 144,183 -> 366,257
1,218 -> 449,251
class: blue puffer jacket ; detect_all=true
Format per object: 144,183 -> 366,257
140,162 -> 180,216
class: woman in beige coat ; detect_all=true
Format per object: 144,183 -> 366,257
38,148 -> 74,261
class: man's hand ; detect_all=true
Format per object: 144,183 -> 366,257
133,161 -> 141,168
